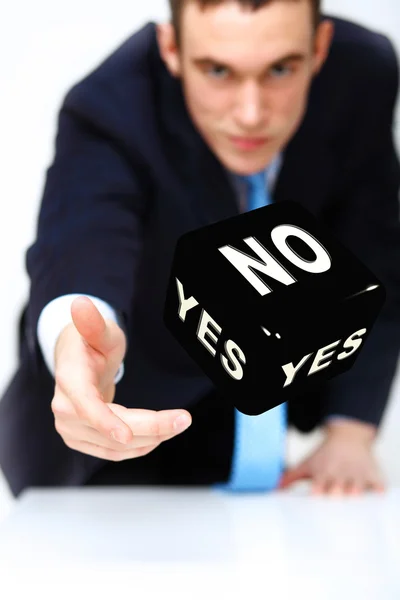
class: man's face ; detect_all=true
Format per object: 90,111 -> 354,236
159,0 -> 332,174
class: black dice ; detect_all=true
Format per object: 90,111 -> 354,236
163,201 -> 386,415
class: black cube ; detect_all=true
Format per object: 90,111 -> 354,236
163,201 -> 386,415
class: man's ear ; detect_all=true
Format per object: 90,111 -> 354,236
312,19 -> 334,75
156,22 -> 182,77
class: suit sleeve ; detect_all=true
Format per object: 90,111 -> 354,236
24,84 -> 149,374
322,35 -> 400,427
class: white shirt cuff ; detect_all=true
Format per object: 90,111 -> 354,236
37,293 -> 125,383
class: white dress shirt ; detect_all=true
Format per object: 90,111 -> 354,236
37,294 -> 124,383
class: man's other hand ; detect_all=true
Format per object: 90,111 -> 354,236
278,418 -> 386,495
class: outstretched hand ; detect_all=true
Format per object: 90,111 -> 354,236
51,296 -> 192,461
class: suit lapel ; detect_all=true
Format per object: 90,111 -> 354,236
151,33 -> 239,227
188,149 -> 240,226
274,113 -> 337,219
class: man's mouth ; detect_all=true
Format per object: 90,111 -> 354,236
229,135 -> 269,150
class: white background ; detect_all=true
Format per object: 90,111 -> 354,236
0,1 -> 399,516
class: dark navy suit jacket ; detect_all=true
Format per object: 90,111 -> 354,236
1,17 -> 400,496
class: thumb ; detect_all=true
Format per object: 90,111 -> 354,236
70,296 -> 126,359
278,461 -> 311,489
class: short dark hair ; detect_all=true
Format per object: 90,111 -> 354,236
169,0 -> 322,43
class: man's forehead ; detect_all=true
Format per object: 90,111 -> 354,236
180,0 -> 313,60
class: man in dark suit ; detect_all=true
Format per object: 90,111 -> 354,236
0,0 -> 399,498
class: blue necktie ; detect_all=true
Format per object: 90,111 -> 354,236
216,171 -> 287,492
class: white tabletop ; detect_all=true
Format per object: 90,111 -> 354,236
0,486 -> 399,600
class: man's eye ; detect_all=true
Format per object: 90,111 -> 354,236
207,65 -> 229,79
270,64 -> 292,78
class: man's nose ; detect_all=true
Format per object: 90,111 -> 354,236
234,82 -> 265,129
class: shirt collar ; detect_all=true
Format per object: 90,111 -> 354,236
226,152 -> 284,201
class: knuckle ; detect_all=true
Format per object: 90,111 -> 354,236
55,368 -> 70,392
94,420 -> 112,439
51,394 -> 72,418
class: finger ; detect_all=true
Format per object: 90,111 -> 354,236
311,478 -> 327,496
107,404 -> 192,437
278,463 -> 310,489
344,479 -> 363,496
64,438 -> 161,462
70,296 -> 125,358
321,477 -> 340,496
54,377 -> 133,445
366,475 -> 386,494
326,481 -> 345,496
63,422 -> 179,451
51,388 -> 78,420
